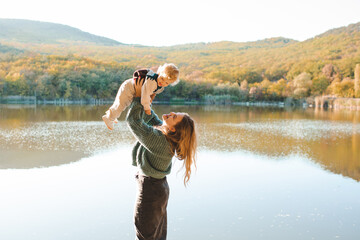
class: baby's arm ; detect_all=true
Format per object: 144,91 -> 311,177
141,80 -> 157,115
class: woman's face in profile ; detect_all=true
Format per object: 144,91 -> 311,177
162,112 -> 185,131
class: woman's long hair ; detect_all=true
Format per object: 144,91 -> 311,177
156,114 -> 197,185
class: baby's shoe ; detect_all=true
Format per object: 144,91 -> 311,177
102,115 -> 114,130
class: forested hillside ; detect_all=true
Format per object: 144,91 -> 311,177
1,19 -> 360,102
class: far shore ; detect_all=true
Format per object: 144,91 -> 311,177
1,96 -> 360,110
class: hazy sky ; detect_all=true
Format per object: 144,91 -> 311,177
1,0 -> 360,46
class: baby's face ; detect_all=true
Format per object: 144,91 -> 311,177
157,76 -> 171,87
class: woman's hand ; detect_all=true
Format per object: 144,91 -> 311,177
134,77 -> 144,97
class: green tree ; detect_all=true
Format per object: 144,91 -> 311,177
311,76 -> 330,95
64,81 -> 72,99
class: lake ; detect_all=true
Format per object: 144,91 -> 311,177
0,104 -> 359,240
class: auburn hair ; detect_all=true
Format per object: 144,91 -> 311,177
156,114 -> 197,185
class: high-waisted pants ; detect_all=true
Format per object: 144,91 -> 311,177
134,173 -> 170,240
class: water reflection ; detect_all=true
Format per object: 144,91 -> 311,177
0,149 -> 85,169
0,104 -> 359,181
1,104 -> 360,240
0,148 -> 137,240
1,147 -> 359,240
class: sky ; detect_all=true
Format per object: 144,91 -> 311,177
1,0 -> 360,46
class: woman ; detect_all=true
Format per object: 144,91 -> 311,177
126,78 -> 197,240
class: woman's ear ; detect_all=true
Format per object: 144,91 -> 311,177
170,126 -> 176,132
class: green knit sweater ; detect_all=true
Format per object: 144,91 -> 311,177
126,97 -> 173,179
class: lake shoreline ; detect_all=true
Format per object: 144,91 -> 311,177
1,96 -> 360,110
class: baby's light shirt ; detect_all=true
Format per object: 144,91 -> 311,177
141,71 -> 164,111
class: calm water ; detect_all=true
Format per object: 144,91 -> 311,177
0,104 -> 359,240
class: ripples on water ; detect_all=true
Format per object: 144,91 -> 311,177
223,120 -> 360,141
1,105 -> 360,240
0,105 -> 359,180
1,118 -> 359,158
0,121 -> 133,153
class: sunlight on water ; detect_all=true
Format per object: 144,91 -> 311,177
223,119 -> 360,141
0,147 -> 137,240
1,119 -> 358,154
0,121 -> 133,153
1,147 -> 359,240
178,150 -> 360,240
0,105 -> 359,240
1,106 -> 359,180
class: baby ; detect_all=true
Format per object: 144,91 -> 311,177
102,63 -> 180,130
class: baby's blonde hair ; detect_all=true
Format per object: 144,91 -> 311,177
157,63 -> 180,86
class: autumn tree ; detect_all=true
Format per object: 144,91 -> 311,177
268,79 -> 287,100
355,64 -> 360,98
331,78 -> 354,97
240,80 -> 248,91
322,64 -> 338,81
292,72 -> 312,99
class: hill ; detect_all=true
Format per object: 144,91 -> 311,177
0,43 -> 23,54
0,19 -> 360,101
315,22 -> 360,38
0,18 -> 122,46
163,37 -> 297,51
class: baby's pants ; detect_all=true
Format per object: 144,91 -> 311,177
107,79 -> 134,121
134,173 -> 169,240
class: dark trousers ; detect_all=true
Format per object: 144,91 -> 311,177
134,173 -> 170,240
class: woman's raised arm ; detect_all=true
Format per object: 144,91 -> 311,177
125,79 -> 166,153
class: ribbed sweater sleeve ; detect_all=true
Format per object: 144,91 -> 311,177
144,110 -> 163,126
126,98 -> 165,152
126,97 -> 173,178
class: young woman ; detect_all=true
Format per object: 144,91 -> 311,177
125,78 -> 197,240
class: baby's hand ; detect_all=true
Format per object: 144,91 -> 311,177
145,110 -> 151,115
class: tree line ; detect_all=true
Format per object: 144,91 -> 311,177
1,54 -> 360,103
